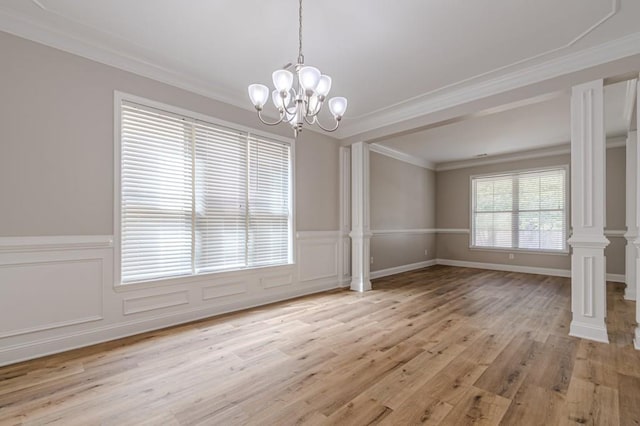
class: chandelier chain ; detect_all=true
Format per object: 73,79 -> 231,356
298,0 -> 303,63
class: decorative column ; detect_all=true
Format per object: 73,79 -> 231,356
350,142 -> 372,292
626,130 -> 638,300
633,79 -> 640,349
568,79 -> 609,343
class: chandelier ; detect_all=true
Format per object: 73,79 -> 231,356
247,0 -> 347,136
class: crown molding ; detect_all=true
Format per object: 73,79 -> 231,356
0,7 -> 253,114
0,1 -> 635,141
435,136 -> 626,171
369,143 -> 435,170
335,31 -> 640,140
345,0 -> 620,123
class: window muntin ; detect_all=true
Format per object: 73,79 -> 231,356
120,101 -> 292,284
471,168 -> 567,252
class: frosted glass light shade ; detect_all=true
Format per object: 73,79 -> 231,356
316,75 -> 332,97
298,66 -> 321,91
272,69 -> 294,93
328,97 -> 347,118
272,89 -> 291,109
248,84 -> 269,108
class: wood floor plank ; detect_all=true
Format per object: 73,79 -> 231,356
499,383 -> 567,425
1,266 -> 639,425
618,373 -> 640,426
439,386 -> 511,425
565,377 -> 619,425
474,332 -> 544,399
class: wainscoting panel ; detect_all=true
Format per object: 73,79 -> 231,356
202,280 -> 247,301
123,290 -> 189,315
0,251 -> 104,339
260,272 -> 294,289
0,232 -> 346,366
297,233 -> 339,283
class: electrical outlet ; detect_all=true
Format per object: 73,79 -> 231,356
424,249 -> 428,256
370,257 -> 374,264
509,253 -> 515,260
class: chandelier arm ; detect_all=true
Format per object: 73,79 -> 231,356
284,111 -> 297,123
280,96 -> 299,116
307,100 -> 324,118
303,114 -> 316,125
257,110 -> 286,126
314,117 -> 340,132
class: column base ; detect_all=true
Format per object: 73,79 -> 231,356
350,278 -> 372,293
634,327 -> 640,350
569,320 -> 609,343
625,286 -> 637,301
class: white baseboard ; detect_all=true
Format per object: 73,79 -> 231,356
435,258 -> 571,277
0,279 -> 341,367
570,321 -> 609,344
606,273 -> 625,283
370,259 -> 437,279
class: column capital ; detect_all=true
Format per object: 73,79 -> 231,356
349,231 -> 373,239
567,235 -> 609,249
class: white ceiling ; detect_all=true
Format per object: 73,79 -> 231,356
376,80 -> 631,165
0,0 -> 638,145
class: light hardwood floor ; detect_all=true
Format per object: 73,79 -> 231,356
1,266 -> 640,425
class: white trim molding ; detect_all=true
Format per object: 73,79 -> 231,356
369,143 -> 435,170
371,260 -> 437,280
436,259 -> 570,278
372,228 -> 436,236
370,258 -> 625,283
371,228 -> 469,235
0,235 -> 113,253
435,137 -> 626,172
436,228 -> 471,234
606,273 -> 625,283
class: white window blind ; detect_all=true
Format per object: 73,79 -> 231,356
121,104 -> 193,283
248,135 -> 291,267
120,101 -> 292,284
194,121 -> 247,273
471,168 -> 566,252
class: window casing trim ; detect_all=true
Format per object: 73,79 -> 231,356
468,164 -> 570,254
113,91 -> 296,288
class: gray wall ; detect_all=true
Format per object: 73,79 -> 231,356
436,146 -> 627,275
370,152 -> 436,272
605,146 -> 627,275
0,31 -> 340,236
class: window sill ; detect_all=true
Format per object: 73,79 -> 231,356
469,246 -> 569,256
114,262 -> 295,292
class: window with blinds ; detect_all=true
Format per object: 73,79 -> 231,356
120,101 -> 292,284
471,168 -> 567,252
